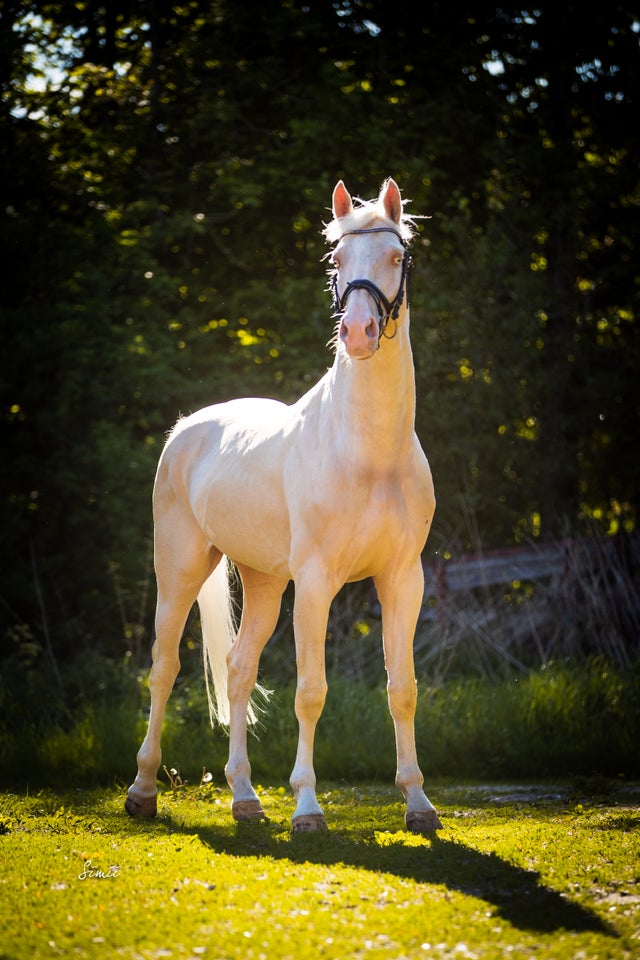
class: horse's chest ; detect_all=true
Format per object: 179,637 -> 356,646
299,467 -> 429,576
359,476 -> 424,540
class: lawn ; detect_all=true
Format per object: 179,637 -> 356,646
1,780 -> 638,959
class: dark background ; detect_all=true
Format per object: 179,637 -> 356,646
1,1 -> 639,667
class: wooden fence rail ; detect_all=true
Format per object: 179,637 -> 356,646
367,533 -> 637,621
418,533 -> 637,621
424,543 -> 565,600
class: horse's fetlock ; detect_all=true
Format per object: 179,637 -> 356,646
225,759 -> 252,789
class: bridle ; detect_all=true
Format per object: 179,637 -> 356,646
330,227 -> 413,344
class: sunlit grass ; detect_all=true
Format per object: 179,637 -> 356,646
1,783 -> 638,959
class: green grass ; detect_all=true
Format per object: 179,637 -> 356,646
2,659 -> 639,789
1,781 -> 638,959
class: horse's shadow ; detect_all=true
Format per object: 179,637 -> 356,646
155,811 -> 614,938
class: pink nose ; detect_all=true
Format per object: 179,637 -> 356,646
339,313 -> 379,357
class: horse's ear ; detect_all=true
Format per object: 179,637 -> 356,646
380,178 -> 402,223
332,180 -> 353,220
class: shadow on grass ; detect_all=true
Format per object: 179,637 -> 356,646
151,811 -> 614,939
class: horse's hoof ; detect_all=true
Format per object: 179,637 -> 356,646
125,793 -> 157,819
232,799 -> 265,822
405,809 -> 443,833
292,813 -> 327,833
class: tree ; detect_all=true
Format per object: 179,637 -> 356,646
1,1 -> 638,664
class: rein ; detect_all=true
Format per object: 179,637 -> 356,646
330,227 -> 413,344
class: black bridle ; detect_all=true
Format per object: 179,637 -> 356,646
330,227 -> 413,344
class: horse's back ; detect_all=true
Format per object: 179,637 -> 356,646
168,396 -> 288,443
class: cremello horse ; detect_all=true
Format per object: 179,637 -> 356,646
126,178 -> 442,833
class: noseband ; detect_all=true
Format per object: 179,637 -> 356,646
330,227 -> 413,344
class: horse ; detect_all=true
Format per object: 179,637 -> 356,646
125,177 -> 442,833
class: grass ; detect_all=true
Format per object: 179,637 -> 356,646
1,781 -> 639,959
2,658 -> 638,789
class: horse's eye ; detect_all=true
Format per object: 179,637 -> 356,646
331,257 -> 340,270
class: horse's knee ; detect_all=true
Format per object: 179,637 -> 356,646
295,677 -> 328,720
387,677 -> 417,720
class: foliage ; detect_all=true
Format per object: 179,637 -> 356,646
259,529 -> 640,687
1,2 -> 639,664
0,782 -> 639,958
1,657 -> 639,788
411,529 -> 640,681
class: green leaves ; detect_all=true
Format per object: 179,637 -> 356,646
1,1 -> 638,663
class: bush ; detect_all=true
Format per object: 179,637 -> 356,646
2,655 -> 638,788
415,658 -> 640,779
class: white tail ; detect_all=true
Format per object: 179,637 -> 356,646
197,557 -> 269,727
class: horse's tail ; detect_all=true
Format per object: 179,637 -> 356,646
197,556 -> 269,728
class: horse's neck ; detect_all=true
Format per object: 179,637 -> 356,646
329,321 -> 416,465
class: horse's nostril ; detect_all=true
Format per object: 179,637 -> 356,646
340,318 -> 378,344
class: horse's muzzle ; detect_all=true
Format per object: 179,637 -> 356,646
339,310 -> 380,359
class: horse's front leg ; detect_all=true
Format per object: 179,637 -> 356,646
225,566 -> 287,821
376,561 -> 442,833
289,564 -> 335,832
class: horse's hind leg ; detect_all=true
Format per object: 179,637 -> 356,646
125,507 -> 217,818
225,564 -> 287,821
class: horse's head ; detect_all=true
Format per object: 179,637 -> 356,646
327,178 -> 413,360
